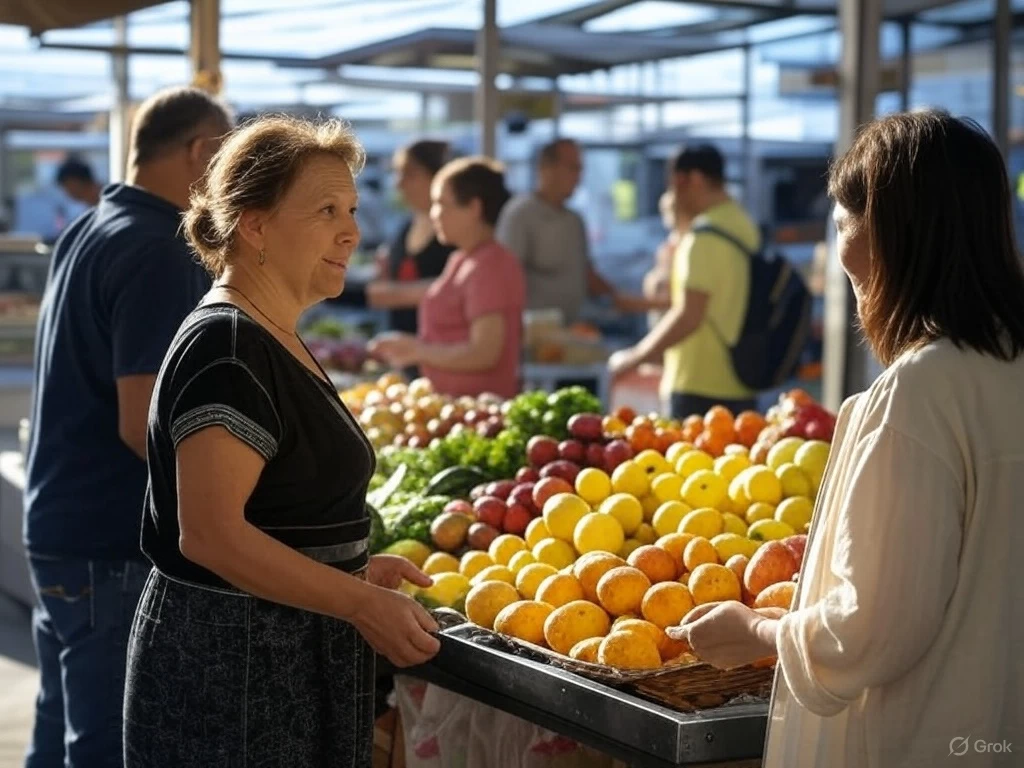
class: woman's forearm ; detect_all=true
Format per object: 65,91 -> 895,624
366,280 -> 433,309
416,339 -> 499,372
180,516 -> 370,621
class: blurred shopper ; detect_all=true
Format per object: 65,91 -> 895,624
367,140 -> 455,334
124,116 -> 439,767
609,144 -> 760,419
371,157 -> 525,398
496,138 -> 616,323
616,189 -> 689,327
55,157 -> 102,207
669,111 -> 1024,768
23,87 -> 232,768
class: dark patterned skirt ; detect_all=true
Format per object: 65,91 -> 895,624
123,569 -> 375,767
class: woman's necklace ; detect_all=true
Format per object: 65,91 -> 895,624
219,284 -> 297,338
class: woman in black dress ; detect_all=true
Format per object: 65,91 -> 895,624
367,139 -> 455,335
123,116 -> 440,767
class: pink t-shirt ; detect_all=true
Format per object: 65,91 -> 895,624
418,241 -> 525,398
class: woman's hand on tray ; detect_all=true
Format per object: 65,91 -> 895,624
666,601 -> 781,671
367,554 -> 433,591
349,555 -> 441,668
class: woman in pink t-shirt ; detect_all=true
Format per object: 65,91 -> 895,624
370,157 -> 525,398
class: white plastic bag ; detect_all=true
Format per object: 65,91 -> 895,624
395,676 -> 616,768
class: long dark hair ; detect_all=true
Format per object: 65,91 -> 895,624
829,109 -> 1024,365
395,140 -> 449,177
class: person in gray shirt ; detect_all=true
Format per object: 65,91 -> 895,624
496,138 -> 616,324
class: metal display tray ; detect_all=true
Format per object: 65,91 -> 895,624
410,623 -> 768,767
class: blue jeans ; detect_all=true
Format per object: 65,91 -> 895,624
26,557 -> 150,768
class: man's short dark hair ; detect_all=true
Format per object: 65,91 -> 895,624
538,138 -> 578,167
672,144 -> 725,183
56,157 -> 95,186
129,86 -> 233,167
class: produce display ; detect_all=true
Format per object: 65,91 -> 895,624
362,382 -> 835,674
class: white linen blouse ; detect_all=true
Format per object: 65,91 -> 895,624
763,338 -> 1023,768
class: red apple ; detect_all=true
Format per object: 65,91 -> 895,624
781,534 -> 807,571
567,413 -> 604,442
503,504 -> 533,535
469,483 -> 490,502
604,439 -> 634,472
467,522 -> 500,551
485,480 -> 517,501
744,541 -> 799,598
508,483 -> 537,514
585,443 -> 607,469
444,499 -> 475,518
515,466 -> 540,484
558,439 -> 587,465
533,477 -> 574,512
804,420 -> 833,442
540,460 -> 581,484
473,496 -> 507,529
527,436 -> 560,469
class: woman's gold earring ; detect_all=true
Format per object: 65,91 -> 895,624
258,248 -> 266,266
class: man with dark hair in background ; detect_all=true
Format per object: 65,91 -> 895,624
496,137 -> 617,323
609,144 -> 761,419
23,86 -> 233,768
55,157 -> 102,207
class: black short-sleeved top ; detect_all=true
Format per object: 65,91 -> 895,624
387,218 -> 454,334
142,304 -> 377,590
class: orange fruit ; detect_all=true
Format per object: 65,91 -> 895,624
683,536 -> 719,572
596,566 -> 652,616
627,545 -> 679,583
536,573 -> 585,608
681,416 -> 704,443
735,411 -> 768,448
688,563 -> 742,605
597,630 -> 662,670
614,618 -> 668,654
569,637 -> 603,663
573,552 -> 626,602
614,406 -> 637,425
655,428 -> 682,455
660,635 -> 692,662
544,600 -> 612,655
704,406 -> 735,434
783,389 -> 815,409
641,582 -> 696,629
627,423 -> 657,453
655,532 -> 696,568
695,430 -> 730,459
724,554 -> 750,589
753,581 -> 797,611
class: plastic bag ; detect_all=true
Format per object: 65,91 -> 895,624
395,676 -> 616,768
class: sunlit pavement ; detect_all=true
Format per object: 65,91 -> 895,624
0,593 -> 34,768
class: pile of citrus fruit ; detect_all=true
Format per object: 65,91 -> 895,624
404,403 -> 830,670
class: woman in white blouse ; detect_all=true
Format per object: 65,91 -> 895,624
669,110 -> 1024,767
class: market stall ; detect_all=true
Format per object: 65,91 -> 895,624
347,372 -> 835,767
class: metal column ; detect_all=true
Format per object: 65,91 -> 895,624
109,16 -> 130,182
899,19 -> 912,112
993,0 -> 1011,158
551,78 -> 563,137
420,92 -> 430,132
822,0 -> 883,410
190,0 -> 222,93
475,0 -> 499,158
740,45 -> 754,210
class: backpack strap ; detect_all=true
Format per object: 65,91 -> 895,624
691,223 -> 756,258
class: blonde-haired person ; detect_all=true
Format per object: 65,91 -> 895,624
668,111 -> 1024,767
370,156 -> 526,397
123,116 -> 440,767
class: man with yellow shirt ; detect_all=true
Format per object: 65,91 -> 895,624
609,144 -> 760,419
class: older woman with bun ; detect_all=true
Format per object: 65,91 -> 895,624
371,156 -> 525,398
122,116 -> 440,767
668,110 -> 1024,767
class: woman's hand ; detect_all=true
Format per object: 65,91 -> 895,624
368,332 -> 420,368
348,582 -> 442,668
366,554 -> 433,591
666,601 -> 780,670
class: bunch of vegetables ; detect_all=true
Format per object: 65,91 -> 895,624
503,387 -> 602,442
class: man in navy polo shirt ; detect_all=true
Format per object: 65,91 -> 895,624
23,86 -> 232,768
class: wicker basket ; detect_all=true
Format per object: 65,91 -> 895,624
431,609 -> 774,712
